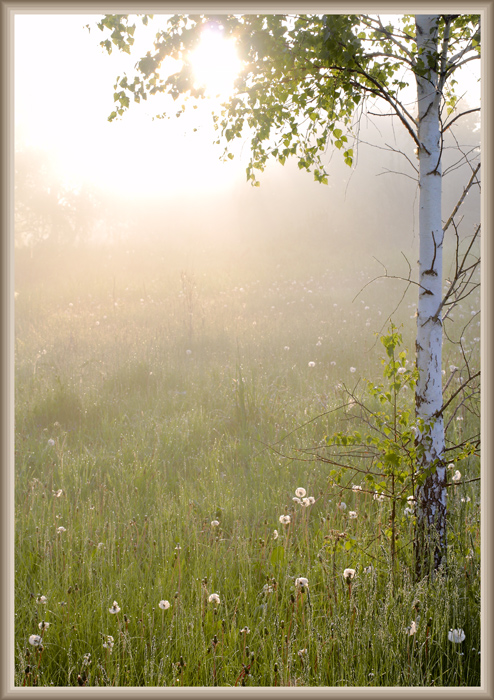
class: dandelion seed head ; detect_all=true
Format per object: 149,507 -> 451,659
295,487 -> 306,498
29,634 -> 42,646
109,601 -> 121,614
208,593 -> 220,604
448,628 -> 466,643
343,568 -> 355,580
159,600 -> 171,610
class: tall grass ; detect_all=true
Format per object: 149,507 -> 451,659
14,238 -> 481,687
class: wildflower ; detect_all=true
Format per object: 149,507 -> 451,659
279,514 -> 291,525
53,489 -> 63,497
349,511 -> 357,519
240,626 -> 250,634
47,439 -> 55,447
293,497 -> 302,504
452,470 -> 461,482
295,487 -> 306,498
352,484 -> 362,493
159,600 -> 171,610
103,635 -> 114,652
447,463 -> 455,469
373,492 -> 385,502
364,565 -> 373,574
208,593 -> 220,604
175,544 -> 182,551
337,502 -> 347,511
38,621 -> 50,631
308,361 -> 316,368
295,577 -> 309,589
407,621 -> 417,636
306,496 -> 315,505
273,530 -> 279,540
57,526 -> 66,533
211,520 -> 220,527
448,629 -> 466,644
343,568 -> 355,581
397,367 -> 406,375
109,601 -> 121,614
350,367 -> 356,373
36,595 -> 47,604
29,635 -> 42,646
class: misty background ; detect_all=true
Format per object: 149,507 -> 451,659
15,14 -> 480,290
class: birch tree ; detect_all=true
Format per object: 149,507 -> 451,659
96,13 -> 481,576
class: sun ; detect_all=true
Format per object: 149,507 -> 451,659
189,26 -> 242,98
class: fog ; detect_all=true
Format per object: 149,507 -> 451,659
14,15 -> 480,269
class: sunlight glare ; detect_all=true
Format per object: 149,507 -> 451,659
190,27 -> 242,98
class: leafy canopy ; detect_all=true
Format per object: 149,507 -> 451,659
96,14 -> 480,185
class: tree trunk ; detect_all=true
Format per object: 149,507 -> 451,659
413,15 -> 447,578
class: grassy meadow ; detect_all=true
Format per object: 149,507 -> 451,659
14,230 -> 481,687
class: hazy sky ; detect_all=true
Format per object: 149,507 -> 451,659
15,14 -> 247,197
15,14 -> 481,200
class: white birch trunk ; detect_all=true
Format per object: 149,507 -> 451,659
414,15 -> 447,576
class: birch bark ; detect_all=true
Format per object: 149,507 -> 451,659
414,15 -> 447,576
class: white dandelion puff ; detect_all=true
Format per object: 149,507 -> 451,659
448,629 -> 465,644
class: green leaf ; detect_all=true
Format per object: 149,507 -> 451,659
270,545 -> 285,566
